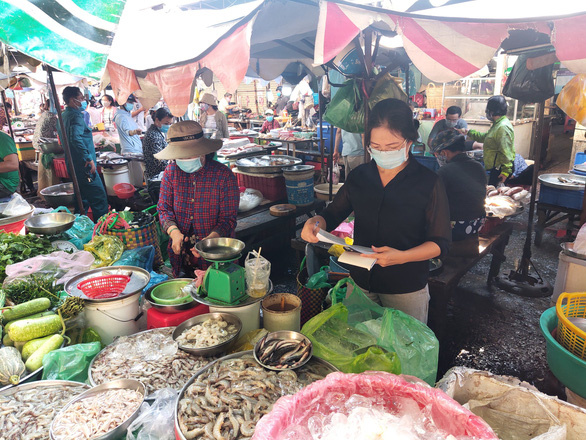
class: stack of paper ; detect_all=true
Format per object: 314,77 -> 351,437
316,230 -> 377,270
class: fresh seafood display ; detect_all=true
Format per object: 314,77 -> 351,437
52,388 -> 142,439
237,156 -> 297,167
255,335 -> 311,369
90,328 -> 213,396
178,354 -> 334,440
0,382 -> 88,440
177,317 -> 239,349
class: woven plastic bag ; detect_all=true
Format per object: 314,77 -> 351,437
333,278 -> 439,385
301,302 -> 401,374
557,74 -> 586,126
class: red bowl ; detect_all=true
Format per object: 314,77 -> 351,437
113,183 -> 135,199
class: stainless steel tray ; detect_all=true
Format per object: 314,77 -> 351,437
0,379 -> 89,396
235,155 -> 302,174
174,350 -> 338,440
64,266 -> 150,302
539,173 -> 586,191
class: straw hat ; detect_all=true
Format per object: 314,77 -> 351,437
154,121 -> 222,160
200,93 -> 217,106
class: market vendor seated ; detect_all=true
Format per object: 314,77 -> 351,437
0,131 -> 19,198
155,121 -> 239,277
431,130 -> 487,241
260,109 -> 280,134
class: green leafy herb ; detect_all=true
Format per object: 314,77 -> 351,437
2,274 -> 62,307
0,233 -> 54,283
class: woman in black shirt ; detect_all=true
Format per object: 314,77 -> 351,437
301,99 -> 451,323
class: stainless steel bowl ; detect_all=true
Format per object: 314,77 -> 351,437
195,237 -> 245,261
40,183 -> 75,208
145,278 -> 198,313
50,379 -> 146,440
253,330 -> 313,371
25,212 -> 76,235
172,312 -> 242,357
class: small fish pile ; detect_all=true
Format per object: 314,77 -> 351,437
0,383 -> 88,440
255,335 -> 311,369
177,317 -> 239,349
91,328 -> 213,397
178,354 -> 333,440
52,388 -> 142,439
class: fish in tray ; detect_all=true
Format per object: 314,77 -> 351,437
256,337 -> 311,369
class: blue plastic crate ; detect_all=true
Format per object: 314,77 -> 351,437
538,184 -> 584,210
414,155 -> 440,172
317,122 -> 339,153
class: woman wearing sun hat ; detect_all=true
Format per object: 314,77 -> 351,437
156,120 -> 239,276
198,93 -> 229,139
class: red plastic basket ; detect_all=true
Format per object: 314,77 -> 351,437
53,158 -> 69,178
77,275 -> 131,299
113,183 -> 135,199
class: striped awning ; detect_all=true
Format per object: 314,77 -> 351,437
315,1 -> 586,83
0,0 -> 126,79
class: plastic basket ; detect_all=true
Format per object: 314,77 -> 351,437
113,183 -> 135,199
77,275 -> 131,299
53,157 -> 69,178
556,292 -> 586,360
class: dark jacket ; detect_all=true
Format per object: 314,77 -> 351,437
437,153 -> 487,221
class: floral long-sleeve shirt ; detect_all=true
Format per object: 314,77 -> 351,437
143,125 -> 168,180
157,159 -> 239,274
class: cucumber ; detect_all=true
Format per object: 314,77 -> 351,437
7,315 -> 63,342
0,289 -> 5,308
2,298 -> 51,323
2,333 -> 13,346
22,335 -> 54,361
13,341 -> 25,352
5,311 -> 56,333
25,334 -> 63,372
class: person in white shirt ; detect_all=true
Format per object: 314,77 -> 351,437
288,76 -> 314,128
218,92 -> 239,115
128,94 -> 146,131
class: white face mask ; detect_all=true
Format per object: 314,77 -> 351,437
369,146 -> 407,170
445,119 -> 458,128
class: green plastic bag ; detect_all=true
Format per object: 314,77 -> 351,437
41,341 -> 102,382
305,265 -> 331,289
84,235 -> 124,268
301,302 -> 401,374
333,278 -> 439,385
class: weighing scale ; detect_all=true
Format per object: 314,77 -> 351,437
201,256 -> 247,304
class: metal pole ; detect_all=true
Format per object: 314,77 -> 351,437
329,121 -> 334,201
46,66 -> 85,215
318,90 -> 325,182
520,101 -> 545,274
1,90 -> 15,139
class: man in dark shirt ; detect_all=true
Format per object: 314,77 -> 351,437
274,86 -> 289,116
432,130 -> 487,241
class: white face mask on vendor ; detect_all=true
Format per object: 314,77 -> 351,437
176,157 -> 203,173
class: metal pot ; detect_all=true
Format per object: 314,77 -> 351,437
172,312 -> 242,357
40,183 -> 75,208
25,212 -> 76,235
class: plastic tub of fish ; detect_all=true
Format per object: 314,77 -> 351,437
0,380 -> 90,440
50,379 -> 145,440
174,351 -> 338,440
89,327 -> 214,400
254,330 -> 313,371
172,312 -> 242,357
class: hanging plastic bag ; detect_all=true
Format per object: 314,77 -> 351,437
557,74 -> 586,126
41,341 -> 102,382
4,250 -> 95,287
301,302 -> 401,374
126,388 -> 176,440
84,235 -> 124,268
305,265 -> 331,289
333,278 -> 439,385
113,246 -> 155,272
324,80 -> 366,133
502,51 -> 555,103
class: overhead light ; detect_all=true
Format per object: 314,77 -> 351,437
429,0 -> 450,6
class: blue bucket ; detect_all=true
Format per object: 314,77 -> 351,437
283,165 -> 315,206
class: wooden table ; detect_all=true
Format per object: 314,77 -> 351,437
236,200 -> 325,255
535,202 -> 581,246
427,222 -> 514,338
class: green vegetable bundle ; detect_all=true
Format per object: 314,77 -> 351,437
0,234 -> 53,283
1,274 -> 61,307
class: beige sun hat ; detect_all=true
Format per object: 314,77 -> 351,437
154,120 -> 222,160
200,93 -> 218,106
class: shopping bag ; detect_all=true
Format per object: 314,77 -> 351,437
502,51 -> 555,103
557,74 -> 586,126
296,257 -> 329,325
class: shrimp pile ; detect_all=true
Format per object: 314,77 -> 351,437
178,354 -> 334,440
52,388 -> 142,439
177,317 -> 239,349
91,328 -> 213,397
0,383 -> 88,440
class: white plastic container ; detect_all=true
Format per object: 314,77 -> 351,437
102,165 -> 131,196
127,160 -> 145,187
83,292 -> 141,345
209,301 -> 260,337
553,251 -> 586,304
261,293 -> 301,333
